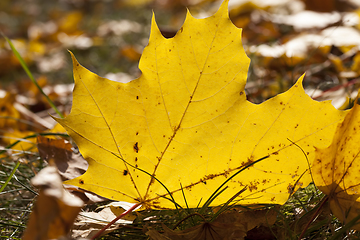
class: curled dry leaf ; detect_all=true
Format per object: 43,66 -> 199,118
37,135 -> 88,181
22,166 -> 83,240
146,209 -> 277,240
215,208 -> 277,232
37,136 -> 107,203
72,201 -> 137,238
313,94 -> 360,230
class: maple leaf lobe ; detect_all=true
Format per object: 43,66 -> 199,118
56,0 -> 347,209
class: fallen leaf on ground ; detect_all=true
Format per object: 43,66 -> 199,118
313,93 -> 360,230
36,136 -> 107,203
37,135 -> 88,181
22,165 -> 84,240
270,11 -> 341,30
147,208 -> 277,240
0,92 -> 23,130
216,208 -> 277,231
2,130 -> 37,155
72,202 -> 137,238
121,45 -> 142,61
56,0 -> 347,209
148,222 -> 247,240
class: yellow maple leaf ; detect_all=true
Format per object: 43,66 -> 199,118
2,130 -> 37,154
56,0 -> 347,209
0,92 -> 22,130
313,95 -> 360,230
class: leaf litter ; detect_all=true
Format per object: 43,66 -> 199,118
2,0 -> 360,239
22,165 -> 84,240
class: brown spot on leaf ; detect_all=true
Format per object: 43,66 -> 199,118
79,179 -> 84,184
134,142 -> 139,153
248,181 -> 258,192
123,170 -> 128,176
241,157 -> 254,168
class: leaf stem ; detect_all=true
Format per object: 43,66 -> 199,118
90,203 -> 141,240
111,152 -> 179,209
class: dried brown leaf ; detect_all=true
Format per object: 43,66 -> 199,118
22,166 -> 83,240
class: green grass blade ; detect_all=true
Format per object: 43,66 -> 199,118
13,175 -> 38,195
210,186 -> 247,221
2,33 -> 64,118
0,161 -> 21,193
329,213 -> 360,240
111,151 -> 179,210
199,155 -> 269,214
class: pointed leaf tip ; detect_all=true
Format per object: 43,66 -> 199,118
218,0 -> 230,15
149,11 -> 163,41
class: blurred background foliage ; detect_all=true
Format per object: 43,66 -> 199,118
1,0 -> 360,104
